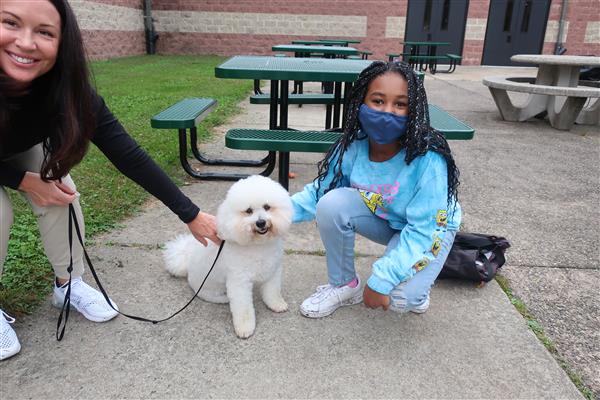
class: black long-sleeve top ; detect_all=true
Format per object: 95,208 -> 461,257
0,93 -> 200,223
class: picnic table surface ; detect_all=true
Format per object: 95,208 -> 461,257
318,38 -> 361,44
272,44 -> 359,56
401,40 -> 451,46
215,55 -> 373,82
511,54 -> 600,66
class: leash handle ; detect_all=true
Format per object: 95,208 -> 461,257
57,203 -> 223,340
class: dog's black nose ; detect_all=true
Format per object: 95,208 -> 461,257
256,219 -> 266,229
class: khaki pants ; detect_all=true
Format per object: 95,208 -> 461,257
0,144 -> 85,279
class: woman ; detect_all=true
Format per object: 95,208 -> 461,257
0,0 -> 219,360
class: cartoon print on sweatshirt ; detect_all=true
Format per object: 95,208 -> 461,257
431,234 -> 442,257
413,257 -> 430,272
359,190 -> 385,214
436,209 -> 448,228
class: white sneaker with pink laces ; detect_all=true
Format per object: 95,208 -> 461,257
300,276 -> 363,318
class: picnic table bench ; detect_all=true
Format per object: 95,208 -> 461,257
483,54 -> 600,130
151,97 -> 274,180
387,53 -> 461,73
226,104 -> 474,189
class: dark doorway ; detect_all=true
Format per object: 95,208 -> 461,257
405,0 -> 469,63
482,0 -> 551,66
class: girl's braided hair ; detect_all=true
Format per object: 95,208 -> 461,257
315,60 -> 460,211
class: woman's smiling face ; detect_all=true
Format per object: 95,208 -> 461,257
0,0 -> 61,86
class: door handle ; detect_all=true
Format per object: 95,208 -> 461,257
506,34 -> 512,43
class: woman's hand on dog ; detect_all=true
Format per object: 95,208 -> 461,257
363,285 -> 390,310
186,211 -> 221,246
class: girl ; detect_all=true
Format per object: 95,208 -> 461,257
291,61 -> 461,318
0,0 -> 219,360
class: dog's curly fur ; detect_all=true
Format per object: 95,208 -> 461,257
163,175 -> 293,338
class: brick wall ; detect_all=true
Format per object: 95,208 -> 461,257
152,0 -> 408,61
71,0 -> 145,60
74,0 -> 598,64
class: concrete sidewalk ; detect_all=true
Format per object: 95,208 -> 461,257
1,66 -> 597,399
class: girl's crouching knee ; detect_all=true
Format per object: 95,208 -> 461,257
315,188 -> 352,227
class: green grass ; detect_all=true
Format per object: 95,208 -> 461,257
495,274 -> 595,400
0,55 -> 252,316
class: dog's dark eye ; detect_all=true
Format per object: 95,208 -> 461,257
245,207 -> 253,214
263,204 -> 271,211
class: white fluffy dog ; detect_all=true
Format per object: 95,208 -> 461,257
163,175 -> 293,338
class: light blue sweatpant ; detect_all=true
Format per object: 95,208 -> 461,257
315,187 -> 456,312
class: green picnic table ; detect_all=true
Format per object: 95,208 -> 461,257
225,104 -> 474,189
216,55 -> 373,130
291,39 -> 359,47
273,45 -> 360,95
216,55 -> 372,186
400,40 -> 451,73
215,56 -> 468,188
272,44 -> 359,58
319,39 -> 361,45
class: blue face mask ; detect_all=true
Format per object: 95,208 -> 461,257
358,104 -> 408,145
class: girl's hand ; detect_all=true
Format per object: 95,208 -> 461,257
363,284 -> 390,310
186,211 -> 221,246
18,172 -> 76,207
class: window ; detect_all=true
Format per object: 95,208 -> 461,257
503,0 -> 514,32
423,0 -> 432,31
441,0 -> 450,30
520,0 -> 532,32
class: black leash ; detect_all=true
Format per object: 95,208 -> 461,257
57,203 -> 223,341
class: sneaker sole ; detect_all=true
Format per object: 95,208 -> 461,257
52,293 -> 119,323
300,292 -> 364,318
0,342 -> 21,361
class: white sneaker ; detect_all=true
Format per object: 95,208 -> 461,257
52,278 -> 119,322
410,295 -> 430,314
391,294 -> 430,314
300,277 -> 363,318
0,309 -> 21,361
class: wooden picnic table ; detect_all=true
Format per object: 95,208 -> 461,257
483,54 -> 600,129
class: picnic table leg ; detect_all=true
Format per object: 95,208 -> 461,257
189,127 -> 270,167
269,80 -> 279,129
487,86 -> 548,121
575,98 -> 599,125
546,96 -> 588,130
176,129 -> 248,181
428,45 -> 437,74
332,82 -> 343,129
254,80 -> 263,95
324,81 -> 333,130
278,80 -> 290,189
342,82 -> 352,129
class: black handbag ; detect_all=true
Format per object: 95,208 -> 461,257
438,232 -> 511,283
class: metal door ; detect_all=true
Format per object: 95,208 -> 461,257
482,0 -> 551,66
405,0 -> 469,63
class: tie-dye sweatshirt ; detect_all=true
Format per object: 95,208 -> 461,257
291,138 -> 461,295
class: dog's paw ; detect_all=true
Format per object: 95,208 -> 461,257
234,320 -> 255,339
232,309 -> 256,339
266,299 -> 288,313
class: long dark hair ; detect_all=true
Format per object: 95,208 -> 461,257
315,61 -> 460,211
0,0 -> 95,180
